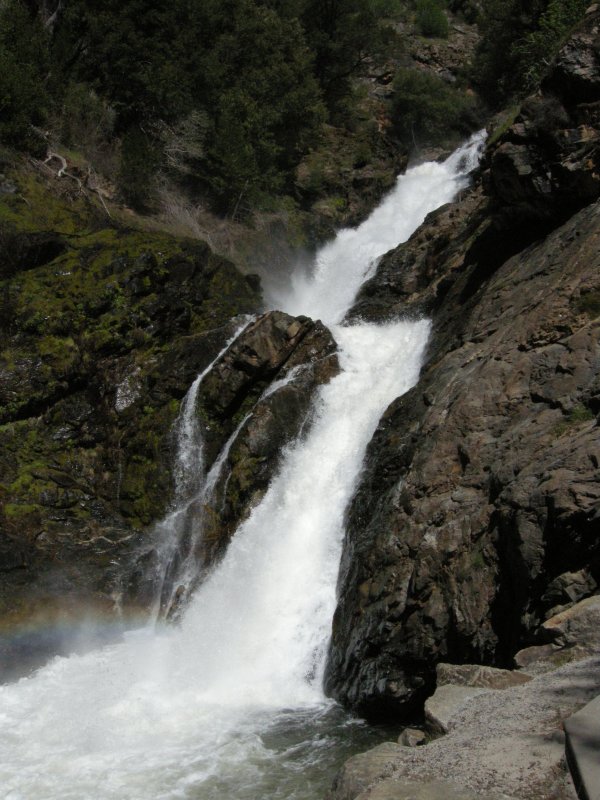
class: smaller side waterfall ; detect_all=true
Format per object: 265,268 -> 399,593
172,317 -> 254,503
142,316 -> 254,618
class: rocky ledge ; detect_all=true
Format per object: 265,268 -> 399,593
329,599 -> 600,800
130,309 -> 339,617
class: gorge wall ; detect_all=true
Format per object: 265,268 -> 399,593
0,170 -> 261,674
0,166 -> 340,675
325,7 -> 600,718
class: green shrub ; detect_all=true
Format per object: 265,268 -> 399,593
513,0 -> 588,90
392,68 -> 476,146
60,84 -> 116,150
473,0 -> 588,106
416,0 -> 449,38
447,0 -> 479,24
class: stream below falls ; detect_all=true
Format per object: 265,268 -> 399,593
0,133 -> 485,800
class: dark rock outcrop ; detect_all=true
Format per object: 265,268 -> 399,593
197,311 -> 338,470
326,11 -> 600,719
152,311 -> 339,615
201,314 -> 339,563
483,9 -> 600,247
0,228 -> 67,278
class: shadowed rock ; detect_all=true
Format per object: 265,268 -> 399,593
193,310 -> 339,568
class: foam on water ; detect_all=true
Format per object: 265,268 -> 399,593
0,132 -> 485,800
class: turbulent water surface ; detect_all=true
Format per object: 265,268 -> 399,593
0,133 -> 484,800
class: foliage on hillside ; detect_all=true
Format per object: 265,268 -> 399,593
415,0 -> 449,38
0,1 -> 49,154
0,0 -> 590,219
0,0 -> 397,214
391,68 -> 477,146
473,0 -> 589,105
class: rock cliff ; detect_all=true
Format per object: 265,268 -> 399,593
326,8 -> 600,719
0,163 -> 264,674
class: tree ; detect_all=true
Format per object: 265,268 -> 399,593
392,68 -> 476,147
416,0 -> 449,38
204,1 -> 326,210
52,0 -> 192,126
0,0 -> 49,152
472,0 -> 587,105
300,0 -> 386,112
513,0 -> 588,90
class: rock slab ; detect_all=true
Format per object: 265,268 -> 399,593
424,684 -> 489,734
565,694 -> 600,800
436,663 -> 532,690
355,778 -> 507,800
398,728 -> 426,747
330,656 -> 600,800
543,597 -> 600,650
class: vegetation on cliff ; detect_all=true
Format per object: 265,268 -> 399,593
0,157 -> 259,663
0,0 -> 590,219
473,0 -> 589,105
0,0 -> 401,214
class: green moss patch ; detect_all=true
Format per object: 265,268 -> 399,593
0,157 -> 260,555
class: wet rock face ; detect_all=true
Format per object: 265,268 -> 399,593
348,186 -> 487,323
326,198 -> 600,719
197,311 -> 338,469
158,312 -> 339,602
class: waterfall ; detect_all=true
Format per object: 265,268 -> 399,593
266,132 -> 485,326
0,133 -> 485,800
147,318 -> 254,618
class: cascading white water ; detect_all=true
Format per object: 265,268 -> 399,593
172,318 -> 254,503
0,132 -> 485,800
266,132 -> 485,325
149,318 -> 255,617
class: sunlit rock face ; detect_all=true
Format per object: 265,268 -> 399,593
325,10 -> 600,720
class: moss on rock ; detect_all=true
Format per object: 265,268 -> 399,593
0,155 -> 260,649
